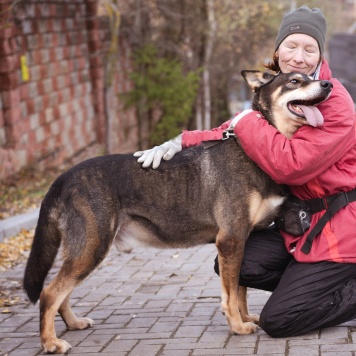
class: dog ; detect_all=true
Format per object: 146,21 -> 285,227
23,70 -> 332,354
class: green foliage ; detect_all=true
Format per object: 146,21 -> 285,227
124,45 -> 200,145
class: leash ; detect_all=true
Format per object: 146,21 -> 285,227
202,129 -> 237,150
301,188 -> 356,254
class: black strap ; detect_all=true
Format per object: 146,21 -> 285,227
306,189 -> 356,214
301,191 -> 356,254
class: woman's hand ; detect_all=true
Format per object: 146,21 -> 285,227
134,134 -> 182,169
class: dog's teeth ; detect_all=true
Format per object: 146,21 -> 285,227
293,104 -> 303,113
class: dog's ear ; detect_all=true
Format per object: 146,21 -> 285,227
241,70 -> 275,92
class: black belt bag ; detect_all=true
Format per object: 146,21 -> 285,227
276,196 -> 311,237
276,189 -> 356,255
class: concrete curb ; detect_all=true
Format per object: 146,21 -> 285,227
0,208 -> 39,242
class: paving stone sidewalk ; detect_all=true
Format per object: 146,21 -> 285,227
1,243 -> 356,356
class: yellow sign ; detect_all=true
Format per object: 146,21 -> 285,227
20,54 -> 30,82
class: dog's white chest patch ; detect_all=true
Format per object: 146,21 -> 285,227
268,196 -> 286,210
249,192 -> 285,226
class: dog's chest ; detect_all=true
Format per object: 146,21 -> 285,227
248,191 -> 286,227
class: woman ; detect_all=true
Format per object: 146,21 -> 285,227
134,6 -> 356,337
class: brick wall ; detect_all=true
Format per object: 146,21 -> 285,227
0,0 -> 137,180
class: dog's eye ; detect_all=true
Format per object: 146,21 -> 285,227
290,79 -> 299,84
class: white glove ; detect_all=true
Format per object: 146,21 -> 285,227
134,134 -> 182,169
229,109 -> 253,129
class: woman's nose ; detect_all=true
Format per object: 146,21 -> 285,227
293,48 -> 304,62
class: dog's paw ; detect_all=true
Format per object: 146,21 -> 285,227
43,338 -> 72,354
67,317 -> 94,330
242,313 -> 260,325
231,321 -> 259,335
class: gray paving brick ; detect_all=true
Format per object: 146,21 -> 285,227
199,333 -> 229,345
164,342 -> 224,350
78,333 -> 113,348
104,313 -> 133,325
149,320 -> 180,333
161,350 -> 191,356
321,353 -> 353,356
103,339 -> 138,352
288,344 -> 319,356
126,316 -> 158,329
129,342 -> 163,356
321,343 -> 356,352
193,348 -> 255,355
8,348 -> 42,355
256,339 -> 287,354
69,346 -> 103,353
140,337 -> 197,345
61,329 -> 93,344
174,325 -> 206,338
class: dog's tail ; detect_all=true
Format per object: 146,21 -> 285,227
23,186 -> 62,304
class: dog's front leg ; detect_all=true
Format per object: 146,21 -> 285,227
238,286 -> 260,324
217,233 -> 259,335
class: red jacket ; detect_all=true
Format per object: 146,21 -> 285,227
182,59 -> 356,263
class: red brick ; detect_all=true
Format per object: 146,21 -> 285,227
48,3 -> 58,17
0,26 -> 16,39
4,106 -> 22,125
18,83 -> 29,100
1,88 -> 21,108
88,39 -> 102,52
0,54 -> 19,73
0,39 -> 14,56
28,49 -> 41,65
0,71 -> 21,90
38,2 -> 50,16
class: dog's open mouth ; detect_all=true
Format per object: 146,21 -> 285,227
287,102 -> 324,127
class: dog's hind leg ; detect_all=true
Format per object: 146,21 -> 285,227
40,213 -> 114,352
39,271 -> 77,354
58,293 -> 94,330
216,229 -> 258,335
40,252 -> 106,354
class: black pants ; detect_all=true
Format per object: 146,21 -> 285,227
214,227 -> 356,337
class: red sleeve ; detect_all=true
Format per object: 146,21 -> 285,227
181,120 -> 232,148
234,79 -> 356,185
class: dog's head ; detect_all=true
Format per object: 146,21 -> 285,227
241,70 -> 333,138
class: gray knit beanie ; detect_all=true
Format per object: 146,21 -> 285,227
275,6 -> 327,54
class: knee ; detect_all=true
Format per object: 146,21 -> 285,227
259,307 -> 282,338
259,304 -> 296,338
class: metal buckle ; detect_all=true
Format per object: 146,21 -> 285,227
338,191 -> 349,205
222,129 -> 236,140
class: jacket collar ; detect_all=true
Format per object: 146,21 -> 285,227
318,58 -> 332,80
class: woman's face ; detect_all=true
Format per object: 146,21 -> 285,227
277,33 -> 321,75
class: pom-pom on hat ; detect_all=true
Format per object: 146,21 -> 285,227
275,6 -> 327,54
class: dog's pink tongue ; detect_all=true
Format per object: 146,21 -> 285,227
299,105 -> 324,127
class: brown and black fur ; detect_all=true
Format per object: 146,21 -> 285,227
23,71 -> 332,354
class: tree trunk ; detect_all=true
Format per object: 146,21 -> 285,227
202,0 -> 216,130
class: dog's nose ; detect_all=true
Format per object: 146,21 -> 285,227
320,80 -> 333,89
